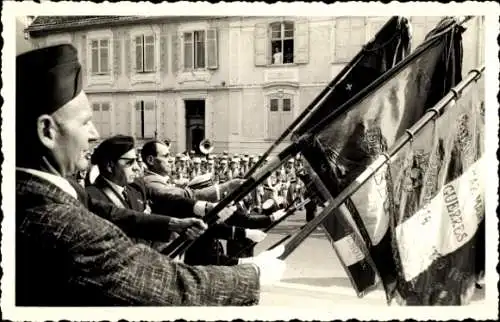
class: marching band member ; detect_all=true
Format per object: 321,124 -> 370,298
218,158 -> 230,183
229,156 -> 240,179
191,157 -> 203,178
205,157 -> 216,175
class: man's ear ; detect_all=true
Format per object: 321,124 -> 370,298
106,161 -> 114,174
37,114 -> 58,150
146,155 -> 155,166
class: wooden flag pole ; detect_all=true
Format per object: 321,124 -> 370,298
165,142 -> 302,258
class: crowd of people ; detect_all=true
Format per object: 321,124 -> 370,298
15,43 -> 319,306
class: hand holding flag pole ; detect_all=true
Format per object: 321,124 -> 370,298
165,142 -> 302,258
222,197 -> 312,264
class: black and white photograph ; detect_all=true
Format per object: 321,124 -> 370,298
2,1 -> 499,321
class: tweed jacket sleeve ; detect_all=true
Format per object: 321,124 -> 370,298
21,201 -> 260,306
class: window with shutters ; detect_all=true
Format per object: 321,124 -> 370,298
90,38 -> 110,75
135,34 -> 156,73
267,94 -> 294,139
255,20 -> 308,67
92,102 -> 112,137
270,21 -> 294,64
135,100 -> 157,139
182,29 -> 218,70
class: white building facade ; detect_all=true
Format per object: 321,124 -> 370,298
25,16 -> 485,154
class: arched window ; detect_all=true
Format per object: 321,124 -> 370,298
270,21 -> 294,64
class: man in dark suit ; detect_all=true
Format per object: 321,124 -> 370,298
15,44 -> 285,306
68,151 -> 206,242
141,139 -> 245,203
139,140 -> 291,262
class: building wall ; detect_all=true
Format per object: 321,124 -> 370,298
29,16 -> 484,154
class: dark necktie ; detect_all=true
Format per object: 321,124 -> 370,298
122,189 -> 130,206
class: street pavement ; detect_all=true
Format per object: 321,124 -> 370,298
251,210 -> 486,308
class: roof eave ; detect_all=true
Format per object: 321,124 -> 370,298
27,16 -> 230,37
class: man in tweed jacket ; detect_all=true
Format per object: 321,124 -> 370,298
15,44 -> 285,306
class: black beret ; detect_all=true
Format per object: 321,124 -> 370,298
16,44 -> 83,119
91,135 -> 136,166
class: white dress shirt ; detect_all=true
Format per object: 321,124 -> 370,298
17,167 -> 78,200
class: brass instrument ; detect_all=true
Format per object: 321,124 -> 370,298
199,138 -> 214,155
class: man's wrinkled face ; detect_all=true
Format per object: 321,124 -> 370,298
111,148 -> 140,186
48,91 -> 99,176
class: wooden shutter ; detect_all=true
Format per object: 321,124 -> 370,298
92,103 -> 102,134
207,28 -> 218,69
171,33 -> 179,73
294,20 -> 309,64
134,35 -> 143,72
145,35 -> 155,72
254,23 -> 268,66
124,33 -> 131,76
183,32 -> 193,70
160,28 -> 168,73
267,98 -> 280,138
91,40 -> 99,74
135,101 -> 142,138
100,39 -> 109,73
113,31 -> 121,77
366,18 -> 385,42
100,103 -> 111,137
410,16 -> 443,49
144,101 -> 156,138
281,98 -> 293,135
335,17 -> 365,62
409,17 -> 427,49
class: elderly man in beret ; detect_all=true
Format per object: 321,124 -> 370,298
15,44 -> 286,306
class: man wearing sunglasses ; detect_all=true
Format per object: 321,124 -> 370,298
86,135 -> 238,243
